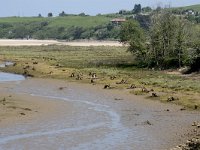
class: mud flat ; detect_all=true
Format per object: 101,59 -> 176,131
0,78 -> 199,150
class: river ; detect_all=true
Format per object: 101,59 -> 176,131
0,74 -> 199,150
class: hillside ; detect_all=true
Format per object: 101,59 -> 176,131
0,16 -> 111,28
178,4 -> 200,11
0,15 -> 121,40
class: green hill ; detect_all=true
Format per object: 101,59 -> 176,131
175,4 -> 200,11
0,15 -> 121,40
0,16 -> 111,28
181,4 -> 200,11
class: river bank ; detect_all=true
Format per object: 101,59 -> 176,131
0,45 -> 199,149
0,78 -> 199,149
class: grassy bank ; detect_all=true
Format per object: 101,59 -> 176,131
0,45 -> 199,109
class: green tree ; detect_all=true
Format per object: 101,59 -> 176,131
59,11 -> 66,17
133,4 -> 142,14
48,12 -> 53,17
120,20 -> 147,62
38,13 -> 42,17
149,11 -> 190,68
142,7 -> 152,13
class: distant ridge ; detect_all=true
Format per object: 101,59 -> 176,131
175,4 -> 200,11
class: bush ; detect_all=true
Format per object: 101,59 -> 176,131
162,58 -> 179,69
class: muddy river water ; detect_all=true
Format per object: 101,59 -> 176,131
0,74 -> 199,150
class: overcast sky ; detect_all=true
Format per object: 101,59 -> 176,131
1,0 -> 200,17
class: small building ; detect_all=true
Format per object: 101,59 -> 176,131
184,10 -> 195,15
110,18 -> 126,25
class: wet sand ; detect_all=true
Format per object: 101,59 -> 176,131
0,39 -> 123,47
0,78 -> 199,150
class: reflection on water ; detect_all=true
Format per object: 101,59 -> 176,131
0,72 -> 25,82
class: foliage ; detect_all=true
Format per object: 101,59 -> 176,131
120,20 -> 147,62
148,11 -> 191,68
133,4 -> 142,14
48,12 -> 53,17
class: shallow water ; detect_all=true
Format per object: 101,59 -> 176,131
0,78 -> 199,150
0,72 -> 25,82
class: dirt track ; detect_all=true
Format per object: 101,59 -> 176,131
0,39 -> 123,47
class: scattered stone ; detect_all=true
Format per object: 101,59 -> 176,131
91,73 -> 97,78
23,108 -> 32,111
114,98 -> 123,101
194,105 -> 198,110
110,76 -> 116,80
192,121 -> 200,128
76,74 -> 83,80
167,96 -> 176,102
104,84 -> 110,89
116,79 -> 128,84
175,138 -> 200,150
13,62 -> 17,66
59,87 -> 64,90
90,79 -> 95,84
150,88 -> 154,92
33,62 -> 38,65
70,73 -> 75,77
151,92 -> 158,97
144,120 -> 152,125
180,107 -> 186,111
20,113 -> 26,115
141,87 -> 149,93
127,84 -> 136,89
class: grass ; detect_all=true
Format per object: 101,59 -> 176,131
0,45 -> 199,110
179,4 -> 200,11
0,16 -> 111,28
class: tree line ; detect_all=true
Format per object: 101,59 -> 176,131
120,10 -> 200,72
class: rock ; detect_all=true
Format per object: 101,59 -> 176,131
192,121 -> 198,126
180,107 -> 186,111
141,87 -> 149,93
110,76 -> 116,80
114,98 -> 123,101
33,62 -> 38,65
104,84 -> 110,89
23,108 -> 32,111
116,79 -> 128,84
91,79 -> 95,84
151,92 -> 158,97
167,96 -> 176,102
70,73 -> 75,77
144,120 -> 152,125
20,113 -> 26,115
127,84 -> 136,89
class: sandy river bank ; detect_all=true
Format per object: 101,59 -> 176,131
0,39 -> 123,47
0,78 -> 199,150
